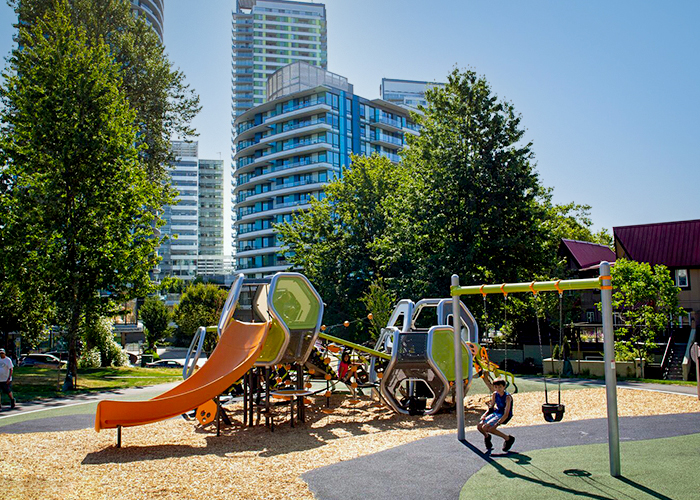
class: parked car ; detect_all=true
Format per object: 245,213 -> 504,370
45,351 -> 69,362
145,360 -> 184,369
19,353 -> 66,368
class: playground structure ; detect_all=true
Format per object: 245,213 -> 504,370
372,298 -> 515,416
94,265 -> 622,478
95,271 -> 516,441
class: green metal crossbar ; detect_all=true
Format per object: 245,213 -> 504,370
318,332 -> 392,360
451,276 -> 604,297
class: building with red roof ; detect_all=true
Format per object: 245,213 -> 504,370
614,219 -> 700,328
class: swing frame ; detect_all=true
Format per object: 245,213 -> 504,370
450,262 -> 621,478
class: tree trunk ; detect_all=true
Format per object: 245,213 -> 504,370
62,305 -> 81,391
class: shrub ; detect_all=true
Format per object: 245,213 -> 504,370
79,348 -> 101,369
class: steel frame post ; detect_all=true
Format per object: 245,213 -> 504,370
452,274 -> 465,441
600,262 -> 621,477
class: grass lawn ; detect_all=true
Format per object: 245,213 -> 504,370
462,432 -> 700,499
12,366 -> 183,402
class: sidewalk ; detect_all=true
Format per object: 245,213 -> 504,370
518,375 -> 698,397
0,381 -> 180,433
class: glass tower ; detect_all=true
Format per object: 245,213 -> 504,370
231,0 -> 327,120
198,159 -> 227,276
130,0 -> 165,42
159,141 -> 199,281
232,63 -> 419,277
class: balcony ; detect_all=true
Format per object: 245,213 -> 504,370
271,178 -> 323,192
275,199 -> 311,209
280,117 -> 327,133
236,160 -> 330,189
379,151 -> 401,163
371,133 -> 403,148
263,99 -> 330,125
371,115 -> 404,132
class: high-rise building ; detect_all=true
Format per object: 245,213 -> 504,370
130,0 -> 165,42
232,62 -> 419,277
380,78 -> 445,110
197,159 -> 228,276
231,0 -> 327,120
156,143 -> 230,281
160,141 -> 199,281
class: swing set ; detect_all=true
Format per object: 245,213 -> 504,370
450,262 -> 622,477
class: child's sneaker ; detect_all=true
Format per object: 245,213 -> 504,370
484,435 -> 492,450
503,436 -> 515,452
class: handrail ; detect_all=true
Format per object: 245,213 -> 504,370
318,332 -> 391,360
660,329 -> 674,377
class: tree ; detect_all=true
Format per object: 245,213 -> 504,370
174,284 -> 227,353
610,258 -> 684,376
277,154 -> 404,338
361,279 -> 397,341
279,69 -> 602,342
8,0 -> 200,184
0,3 -> 167,389
140,296 -> 172,352
379,68 -> 554,300
83,315 -> 127,367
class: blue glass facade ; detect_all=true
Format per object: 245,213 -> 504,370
232,82 -> 418,277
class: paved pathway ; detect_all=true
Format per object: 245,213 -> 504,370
0,381 -> 180,433
517,375 -> 699,397
303,412 -> 700,500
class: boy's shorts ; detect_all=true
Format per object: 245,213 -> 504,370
0,381 -> 12,394
484,412 -> 511,426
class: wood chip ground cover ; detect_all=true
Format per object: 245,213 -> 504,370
1,388 -> 697,500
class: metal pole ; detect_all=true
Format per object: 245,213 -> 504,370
600,261 -> 621,477
452,274 -> 465,441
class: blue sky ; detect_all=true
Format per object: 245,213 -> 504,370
1,0 -> 698,242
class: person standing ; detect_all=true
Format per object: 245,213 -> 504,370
0,348 -> 15,409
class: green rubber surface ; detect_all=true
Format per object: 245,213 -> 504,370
462,433 -> 700,499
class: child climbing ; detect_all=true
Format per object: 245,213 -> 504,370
477,377 -> 515,452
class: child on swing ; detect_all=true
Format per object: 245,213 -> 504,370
477,377 -> 515,451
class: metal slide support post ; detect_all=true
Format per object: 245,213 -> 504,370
600,262 -> 621,477
452,274 -> 465,441
243,371 -> 248,426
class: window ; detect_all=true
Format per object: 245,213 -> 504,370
676,269 -> 689,288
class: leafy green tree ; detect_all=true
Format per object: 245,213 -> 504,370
279,69 -> 604,341
140,296 -> 172,352
277,154 -> 403,338
610,258 -> 684,376
545,201 -> 612,249
380,68 -> 552,299
83,315 -> 127,367
0,3 -> 166,389
361,279 -> 397,341
8,0 -> 200,183
0,278 -> 52,349
174,283 -> 227,352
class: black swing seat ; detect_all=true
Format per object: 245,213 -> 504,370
542,403 -> 565,422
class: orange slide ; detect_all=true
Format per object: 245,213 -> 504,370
95,320 -> 270,431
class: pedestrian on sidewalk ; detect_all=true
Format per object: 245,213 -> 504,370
0,348 -> 16,409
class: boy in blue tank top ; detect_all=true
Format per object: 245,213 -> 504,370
477,378 -> 515,451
